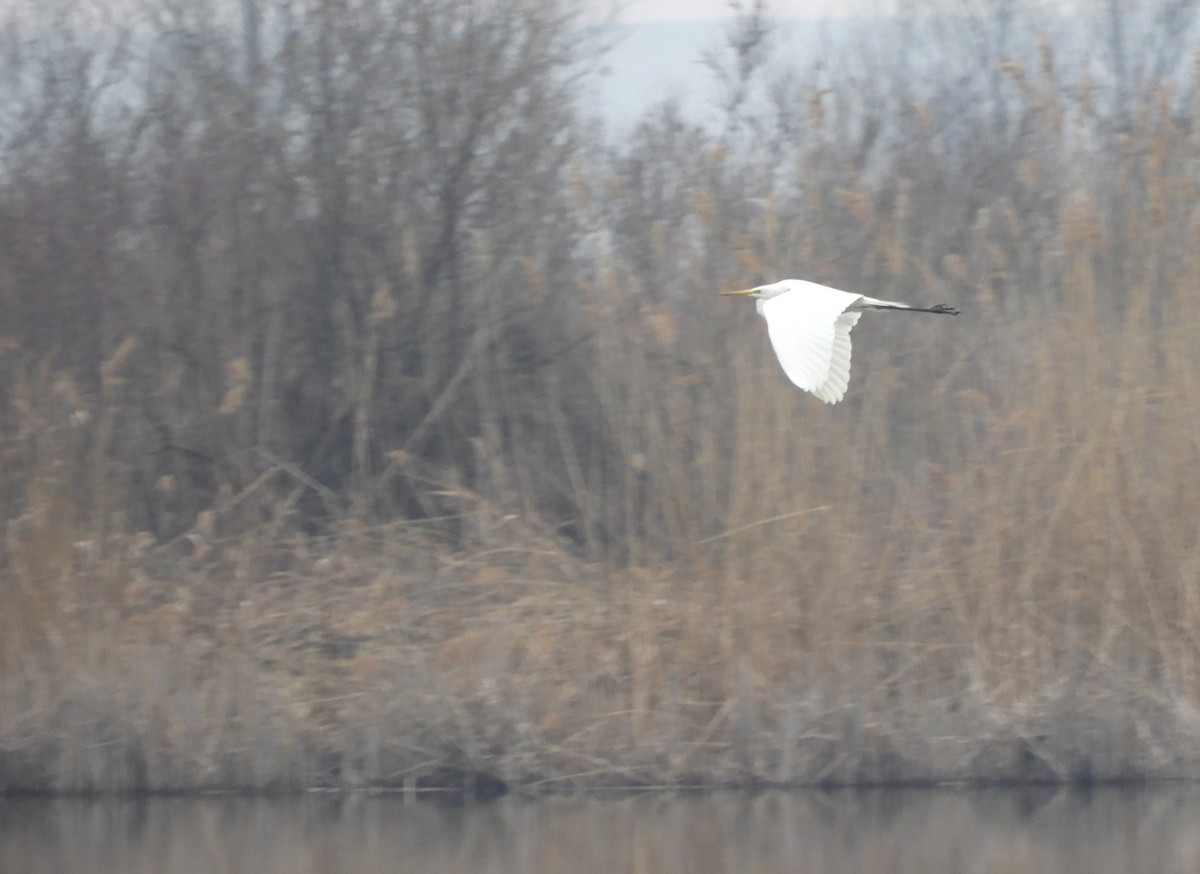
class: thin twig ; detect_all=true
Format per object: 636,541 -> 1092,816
696,506 -> 831,545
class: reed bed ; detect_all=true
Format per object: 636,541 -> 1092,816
2,1 -> 1200,791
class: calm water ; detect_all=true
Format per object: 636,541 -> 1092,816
3,785 -> 1200,873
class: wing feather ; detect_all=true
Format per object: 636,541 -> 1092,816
759,287 -> 863,404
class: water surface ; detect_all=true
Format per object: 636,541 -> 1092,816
3,785 -> 1200,873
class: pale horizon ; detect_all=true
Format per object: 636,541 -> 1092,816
615,0 -> 896,22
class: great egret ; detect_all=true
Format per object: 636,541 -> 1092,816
721,279 -> 959,404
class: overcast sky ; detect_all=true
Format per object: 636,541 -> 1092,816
617,0 -> 891,21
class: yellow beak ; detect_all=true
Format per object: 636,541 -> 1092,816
720,288 -> 757,296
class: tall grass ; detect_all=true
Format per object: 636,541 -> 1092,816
2,1 -> 1200,790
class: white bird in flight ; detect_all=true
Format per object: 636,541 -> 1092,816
721,279 -> 959,404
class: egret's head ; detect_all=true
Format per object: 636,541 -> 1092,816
720,280 -> 793,300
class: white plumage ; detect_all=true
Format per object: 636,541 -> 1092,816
721,279 -> 959,404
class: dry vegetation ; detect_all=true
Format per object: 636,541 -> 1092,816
2,0 -> 1200,792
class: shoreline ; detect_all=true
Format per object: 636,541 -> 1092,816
2,775 -> 1196,800
5,530 -> 1199,796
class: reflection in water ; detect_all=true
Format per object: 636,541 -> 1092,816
3,785 -> 1200,874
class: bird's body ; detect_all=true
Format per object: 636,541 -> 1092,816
721,279 -> 959,404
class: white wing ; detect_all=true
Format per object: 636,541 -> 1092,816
759,285 -> 864,404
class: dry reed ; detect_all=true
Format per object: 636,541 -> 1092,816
2,2 -> 1200,791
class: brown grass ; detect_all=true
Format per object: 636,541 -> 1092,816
2,6 -> 1200,791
